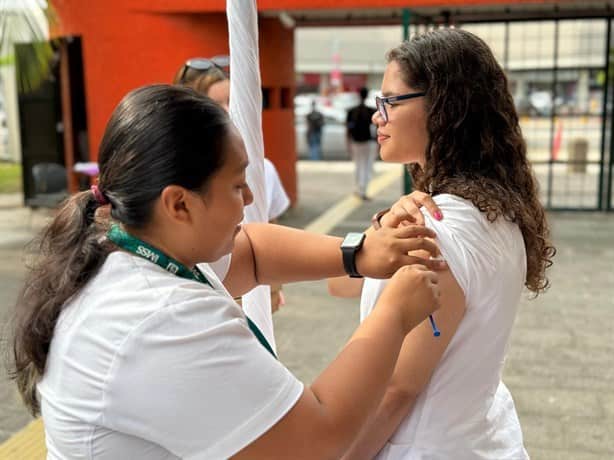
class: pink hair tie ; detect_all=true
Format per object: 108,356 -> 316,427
91,185 -> 109,206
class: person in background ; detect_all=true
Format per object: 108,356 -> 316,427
173,56 -> 290,312
173,55 -> 230,109
306,100 -> 325,160
346,87 -> 377,200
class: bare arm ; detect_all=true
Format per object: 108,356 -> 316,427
222,223 -> 444,298
327,276 -> 364,298
232,264 -> 441,460
341,264 -> 465,460
223,224 -> 346,297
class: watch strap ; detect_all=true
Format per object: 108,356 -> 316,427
342,246 -> 362,278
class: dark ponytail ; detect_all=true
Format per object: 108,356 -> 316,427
11,191 -> 112,414
9,84 -> 230,415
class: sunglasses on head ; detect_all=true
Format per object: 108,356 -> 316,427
178,55 -> 230,84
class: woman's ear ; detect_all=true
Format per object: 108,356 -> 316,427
159,185 -> 192,223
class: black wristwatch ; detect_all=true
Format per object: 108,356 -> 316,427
340,232 -> 366,278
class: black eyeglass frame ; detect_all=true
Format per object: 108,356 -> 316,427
178,56 -> 229,84
376,91 -> 426,122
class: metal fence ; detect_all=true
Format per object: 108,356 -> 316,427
451,19 -> 614,211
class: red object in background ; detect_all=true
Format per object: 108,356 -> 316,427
342,74 -> 367,92
301,73 -> 321,86
552,121 -> 563,160
330,52 -> 342,90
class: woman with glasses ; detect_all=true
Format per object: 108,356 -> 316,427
330,29 -> 555,459
10,84 -> 444,459
173,56 -> 231,110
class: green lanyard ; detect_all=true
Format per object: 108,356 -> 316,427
107,224 -> 277,359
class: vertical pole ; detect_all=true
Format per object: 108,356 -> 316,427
402,9 -> 412,194
607,20 -> 614,210
504,21 -> 510,71
59,38 -> 78,194
598,18 -> 611,210
546,20 -> 559,209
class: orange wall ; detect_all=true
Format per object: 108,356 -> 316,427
127,0 -> 566,12
52,1 -> 297,202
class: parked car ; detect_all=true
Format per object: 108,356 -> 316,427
514,91 -> 574,117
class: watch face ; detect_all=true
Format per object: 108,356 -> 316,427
341,232 -> 365,249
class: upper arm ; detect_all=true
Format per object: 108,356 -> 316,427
221,228 -> 258,297
387,198 -> 481,398
387,266 -> 465,399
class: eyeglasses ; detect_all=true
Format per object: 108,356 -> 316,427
178,55 -> 230,84
375,91 -> 426,123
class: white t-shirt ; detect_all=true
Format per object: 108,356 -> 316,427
38,251 -> 303,460
360,194 -> 529,460
264,158 -> 290,221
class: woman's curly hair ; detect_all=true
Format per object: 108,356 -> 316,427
388,28 -> 555,294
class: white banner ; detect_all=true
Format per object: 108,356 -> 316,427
227,0 -> 276,351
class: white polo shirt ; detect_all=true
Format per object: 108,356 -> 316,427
360,194 -> 529,460
38,251 -> 303,459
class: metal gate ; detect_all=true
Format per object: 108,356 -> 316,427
453,19 -> 614,211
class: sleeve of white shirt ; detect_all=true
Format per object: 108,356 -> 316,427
101,283 -> 303,459
421,194 -> 499,308
205,254 -> 232,282
264,158 -> 290,221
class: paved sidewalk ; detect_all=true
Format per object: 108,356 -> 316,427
0,196 -> 52,445
0,161 -> 613,459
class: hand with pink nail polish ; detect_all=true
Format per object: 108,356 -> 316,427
379,191 -> 443,229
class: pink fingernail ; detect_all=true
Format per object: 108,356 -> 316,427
434,211 -> 443,221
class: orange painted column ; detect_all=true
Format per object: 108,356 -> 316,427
260,18 -> 297,204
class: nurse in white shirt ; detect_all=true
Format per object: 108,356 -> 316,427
9,84 -> 447,459
331,29 -> 555,459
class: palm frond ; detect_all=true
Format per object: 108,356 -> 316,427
0,0 -> 58,93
